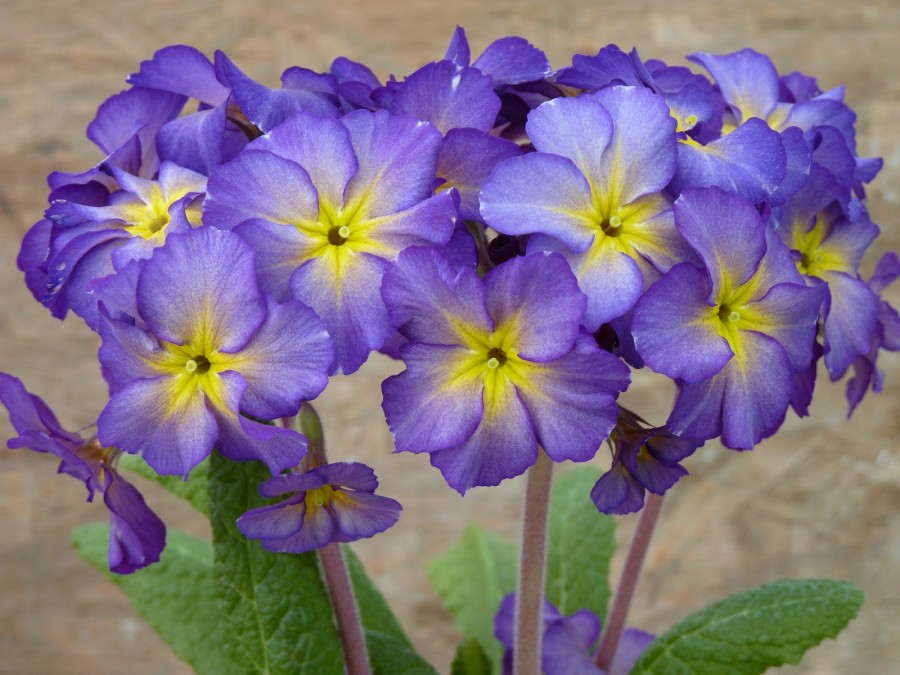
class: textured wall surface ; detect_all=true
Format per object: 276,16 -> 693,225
1,0 -> 898,672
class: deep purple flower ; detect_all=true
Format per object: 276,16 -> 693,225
381,247 -> 629,493
494,594 -> 654,675
632,187 -> 825,449
0,373 -> 165,574
591,408 -> 699,515
846,252 -> 900,414
97,226 -> 334,477
203,108 -> 458,374
237,462 -> 401,554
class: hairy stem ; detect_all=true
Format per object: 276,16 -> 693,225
594,492 -> 665,670
514,449 -> 554,675
319,542 -> 371,675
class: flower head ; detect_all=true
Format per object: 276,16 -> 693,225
633,187 -> 825,448
203,109 -> 459,373
237,462 -> 401,554
97,226 -> 334,477
0,373 -> 165,574
381,247 -> 629,492
494,594 -> 655,675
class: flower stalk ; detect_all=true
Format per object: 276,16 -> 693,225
318,542 -> 371,675
594,492 -> 665,670
513,448 -> 554,675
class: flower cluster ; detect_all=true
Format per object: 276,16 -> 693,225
3,28 -> 896,575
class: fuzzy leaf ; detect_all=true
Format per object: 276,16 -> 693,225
71,524 -> 226,674
546,465 -> 615,620
344,546 -> 438,673
426,524 -> 518,670
631,578 -> 865,674
366,631 -> 440,675
450,637 -> 493,675
209,452 -> 345,675
118,452 -> 210,516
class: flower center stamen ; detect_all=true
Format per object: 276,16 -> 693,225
718,304 -> 741,323
487,347 -> 507,368
600,214 -> 623,237
328,225 -> 351,246
185,355 -> 211,374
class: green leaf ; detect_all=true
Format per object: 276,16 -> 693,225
631,578 -> 865,674
366,631 -> 440,675
450,637 -> 493,675
71,523 -> 226,675
209,452 -> 344,675
546,465 -> 615,620
344,545 -> 438,674
118,452 -> 210,516
426,524 -> 518,670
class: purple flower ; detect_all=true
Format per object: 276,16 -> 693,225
237,462 -> 401,554
774,163 -> 881,378
591,408 -> 699,515
494,594 -> 654,675
381,247 -> 629,493
632,187 -> 825,449
0,374 -> 165,574
96,226 -> 334,477
481,87 -> 692,329
203,109 -> 458,374
846,252 -> 900,414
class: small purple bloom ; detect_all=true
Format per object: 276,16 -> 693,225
846,252 -> 900,415
591,408 -> 699,515
0,374 -> 165,574
237,462 -> 401,554
381,247 -> 629,493
494,594 -> 654,675
97,227 -> 334,477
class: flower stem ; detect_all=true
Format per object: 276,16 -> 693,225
514,448 -> 554,675
318,542 -> 371,675
594,492 -> 665,671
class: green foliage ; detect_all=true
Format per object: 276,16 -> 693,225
344,546 -> 438,674
631,578 -> 865,674
546,465 -> 616,620
450,637 -> 493,675
208,452 -> 345,675
71,524 -> 226,674
118,452 -> 210,516
426,524 -> 518,670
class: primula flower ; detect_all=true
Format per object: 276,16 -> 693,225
0,374 -> 165,574
632,187 -> 825,449
237,462 -> 401,554
494,594 -> 655,675
381,247 -> 629,493
774,163 -> 880,378
42,161 -> 208,331
846,252 -> 900,414
97,226 -> 334,477
481,86 -> 692,329
591,408 -> 699,515
203,109 -> 458,374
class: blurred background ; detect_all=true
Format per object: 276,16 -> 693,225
1,0 -> 898,672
